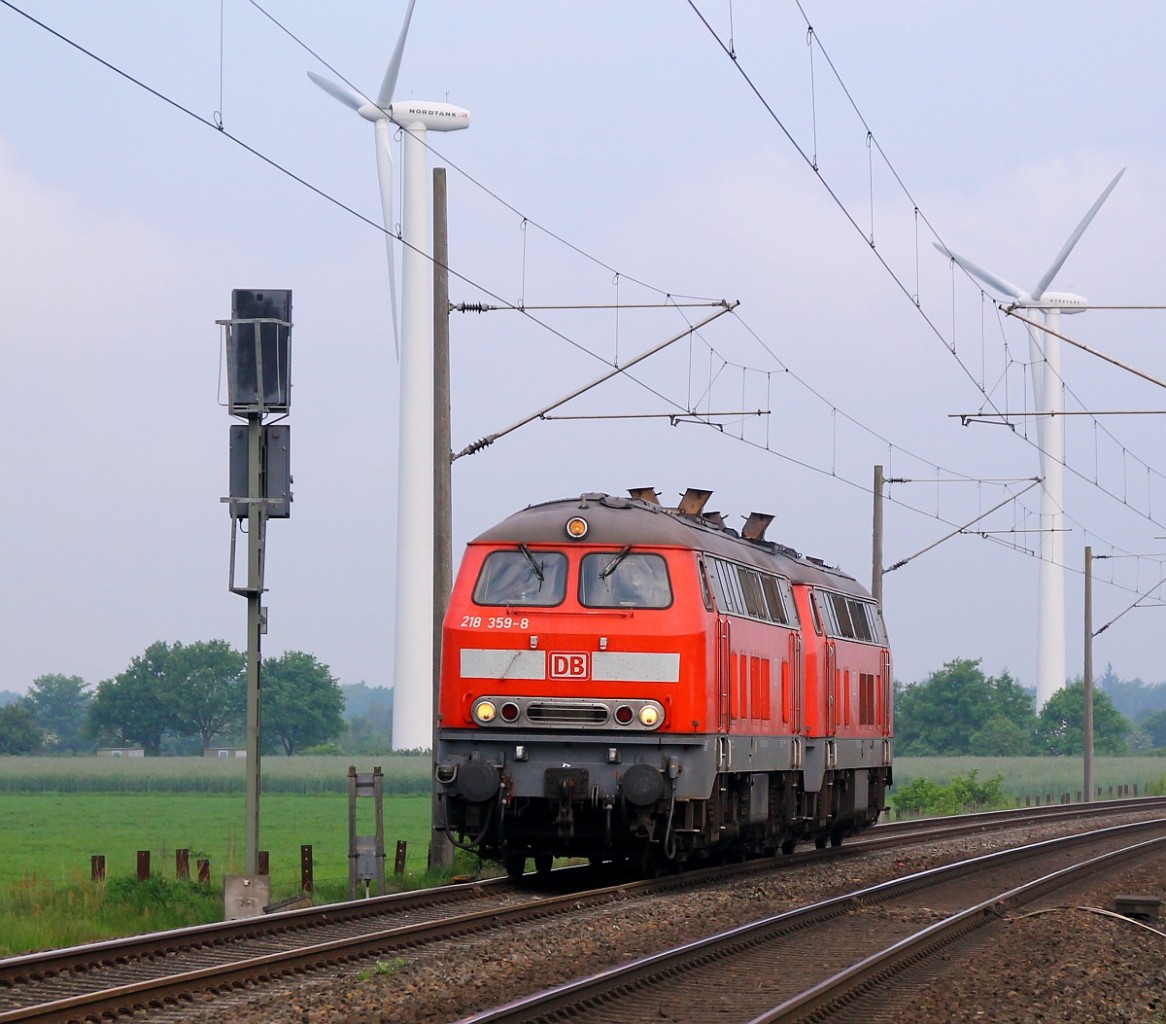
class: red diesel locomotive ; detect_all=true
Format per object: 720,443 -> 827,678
434,488 -> 893,875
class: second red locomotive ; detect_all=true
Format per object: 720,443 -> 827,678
434,488 -> 893,875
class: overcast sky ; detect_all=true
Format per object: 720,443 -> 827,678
2,1 -> 1165,704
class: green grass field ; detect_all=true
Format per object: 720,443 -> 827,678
0,791 -> 433,890
0,757 -> 445,955
891,755 -> 1166,803
1,754 -> 1163,956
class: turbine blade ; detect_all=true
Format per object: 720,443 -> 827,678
307,71 -> 368,112
375,120 -> 401,359
1031,168 -> 1125,300
933,242 -> 1024,299
378,0 -> 418,108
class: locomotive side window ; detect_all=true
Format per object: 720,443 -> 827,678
738,567 -> 767,619
808,591 -> 824,635
473,548 -> 568,606
579,552 -> 672,608
707,556 -> 798,627
849,599 -> 874,642
760,575 -> 788,624
817,590 -> 884,644
828,592 -> 854,637
697,558 -> 714,611
711,559 -> 745,614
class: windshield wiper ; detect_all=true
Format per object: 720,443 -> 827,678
518,544 -> 544,583
598,545 -> 632,580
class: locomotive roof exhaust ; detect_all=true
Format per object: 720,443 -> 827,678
742,512 -> 774,541
677,488 -> 713,516
628,487 -> 661,505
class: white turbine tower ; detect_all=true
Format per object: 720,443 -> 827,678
309,1 -> 470,750
936,168 -> 1124,709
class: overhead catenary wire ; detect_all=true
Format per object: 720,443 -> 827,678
885,480 -> 1043,574
5,0 -> 1158,608
687,0 -> 1166,574
0,0 -> 1068,509
451,303 -> 738,460
694,4 -> 1166,476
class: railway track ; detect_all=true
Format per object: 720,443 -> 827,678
1,799 -> 1162,1024
458,816 -> 1166,1023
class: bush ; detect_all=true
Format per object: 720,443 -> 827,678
890,770 -> 1007,816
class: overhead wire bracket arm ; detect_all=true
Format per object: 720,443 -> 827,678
453,300 -> 729,313
884,478 -> 1041,574
954,410 -> 1166,421
1094,571 -> 1166,637
539,409 -> 768,422
1005,308 -> 1166,392
451,301 -> 738,461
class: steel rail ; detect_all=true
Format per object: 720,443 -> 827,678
454,817 -> 1166,1024
750,831 -> 1166,1023
4,796 -> 1156,983
1,800 -> 1162,1023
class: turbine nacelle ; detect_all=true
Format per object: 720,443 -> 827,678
389,100 -> 470,131
934,169 -> 1123,316
307,72 -> 470,130
356,98 -> 472,131
1007,291 -> 1089,315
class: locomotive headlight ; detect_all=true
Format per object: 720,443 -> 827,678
638,705 -> 661,728
565,516 -> 589,539
474,700 -> 497,724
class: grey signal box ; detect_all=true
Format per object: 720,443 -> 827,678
229,424 -> 292,519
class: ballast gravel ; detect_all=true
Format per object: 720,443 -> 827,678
158,812 -> 1165,1024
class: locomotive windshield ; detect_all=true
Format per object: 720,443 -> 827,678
580,552 -> 672,608
473,548 -> 568,606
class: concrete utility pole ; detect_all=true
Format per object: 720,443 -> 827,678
1083,546 -> 1095,802
872,464 -> 884,606
431,167 -> 454,869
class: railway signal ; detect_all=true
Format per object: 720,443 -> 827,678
218,288 -> 294,912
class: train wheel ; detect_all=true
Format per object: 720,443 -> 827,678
639,847 -> 664,878
781,839 -> 796,855
504,853 -> 526,880
814,836 -> 828,850
533,853 -> 554,875
830,830 -> 844,848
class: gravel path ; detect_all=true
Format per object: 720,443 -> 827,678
159,814 -> 1165,1024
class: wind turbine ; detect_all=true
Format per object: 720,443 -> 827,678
935,168 -> 1124,710
309,1 -> 470,751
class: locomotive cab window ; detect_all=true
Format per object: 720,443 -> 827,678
580,551 -> 672,608
473,548 -> 568,606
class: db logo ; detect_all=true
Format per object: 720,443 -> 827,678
550,652 -> 590,679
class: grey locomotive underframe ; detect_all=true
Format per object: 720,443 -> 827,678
436,729 -> 892,865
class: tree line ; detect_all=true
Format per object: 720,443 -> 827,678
5,650 -> 1165,757
0,641 -> 358,756
895,657 -> 1166,756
